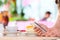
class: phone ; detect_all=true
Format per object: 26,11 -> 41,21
33,22 -> 47,33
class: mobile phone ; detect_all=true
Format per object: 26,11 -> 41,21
33,22 -> 47,33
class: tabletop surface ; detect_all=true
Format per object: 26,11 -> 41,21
0,36 -> 59,40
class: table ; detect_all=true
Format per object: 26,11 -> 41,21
8,21 -> 54,31
0,37 -> 59,40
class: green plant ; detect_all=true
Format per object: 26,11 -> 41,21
10,1 -> 17,16
20,8 -> 25,18
0,0 -> 8,6
0,0 -> 3,6
4,0 -> 8,4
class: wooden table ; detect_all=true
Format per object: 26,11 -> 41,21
0,36 -> 59,40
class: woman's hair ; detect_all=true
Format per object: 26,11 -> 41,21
46,11 -> 51,15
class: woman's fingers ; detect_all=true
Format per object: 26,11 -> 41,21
34,27 -> 42,36
34,27 -> 41,32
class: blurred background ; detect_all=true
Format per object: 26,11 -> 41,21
0,0 -> 60,37
0,0 -> 59,21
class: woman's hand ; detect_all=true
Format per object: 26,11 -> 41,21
34,24 -> 57,37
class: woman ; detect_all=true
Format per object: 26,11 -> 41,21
33,0 -> 59,37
